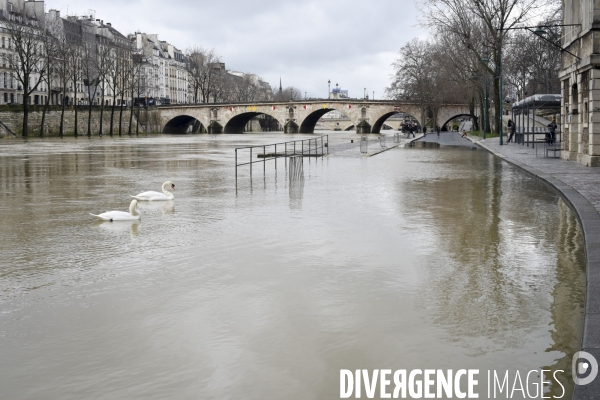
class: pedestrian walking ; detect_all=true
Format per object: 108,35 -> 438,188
547,118 -> 558,146
423,126 -> 427,136
409,125 -> 415,138
436,125 -> 440,137
507,119 -> 516,143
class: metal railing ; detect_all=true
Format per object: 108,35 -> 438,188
235,135 -> 328,185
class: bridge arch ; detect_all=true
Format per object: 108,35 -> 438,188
163,115 -> 205,134
299,107 -> 351,133
372,111 -> 421,134
440,113 -> 476,131
224,112 -> 284,134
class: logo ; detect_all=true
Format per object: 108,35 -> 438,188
573,351 -> 598,386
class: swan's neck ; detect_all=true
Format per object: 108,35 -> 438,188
129,202 -> 140,216
162,184 -> 174,199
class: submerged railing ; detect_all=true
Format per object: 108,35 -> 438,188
235,135 -> 328,186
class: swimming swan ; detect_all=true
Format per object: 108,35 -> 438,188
132,181 -> 175,201
90,199 -> 141,221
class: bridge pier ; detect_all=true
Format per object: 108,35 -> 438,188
285,120 -> 299,134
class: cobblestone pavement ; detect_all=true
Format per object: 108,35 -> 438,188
472,136 -> 600,214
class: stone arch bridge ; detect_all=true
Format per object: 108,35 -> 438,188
156,100 -> 471,134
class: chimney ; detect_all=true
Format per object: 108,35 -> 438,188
106,23 -> 111,27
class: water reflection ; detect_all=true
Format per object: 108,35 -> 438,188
95,220 -> 141,239
138,200 -> 176,215
398,147 -> 585,396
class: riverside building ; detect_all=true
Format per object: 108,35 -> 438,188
560,0 -> 600,166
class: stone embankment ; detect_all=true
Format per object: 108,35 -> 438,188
0,105 -> 147,136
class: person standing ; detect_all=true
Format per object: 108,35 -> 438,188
547,118 -> 558,146
507,119 -> 516,143
436,125 -> 441,137
423,126 -> 427,136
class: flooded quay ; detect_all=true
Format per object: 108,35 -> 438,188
0,132 -> 586,399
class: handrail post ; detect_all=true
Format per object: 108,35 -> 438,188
275,144 -> 277,170
263,145 -> 266,174
235,148 -> 238,187
250,147 -> 252,179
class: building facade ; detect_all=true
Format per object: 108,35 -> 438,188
560,0 -> 600,166
131,32 -> 188,105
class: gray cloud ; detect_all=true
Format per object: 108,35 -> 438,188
50,0 -> 425,98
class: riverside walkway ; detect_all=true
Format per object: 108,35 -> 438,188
467,135 -> 600,400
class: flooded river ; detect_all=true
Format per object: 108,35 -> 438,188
0,133 -> 586,399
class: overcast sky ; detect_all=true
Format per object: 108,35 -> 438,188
48,0 -> 427,99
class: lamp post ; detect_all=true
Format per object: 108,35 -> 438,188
328,80 -> 331,99
481,56 -> 489,140
364,88 -> 366,99
290,87 -> 293,101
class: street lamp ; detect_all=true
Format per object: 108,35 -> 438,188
328,79 -> 331,99
290,87 -> 293,101
481,56 -> 489,140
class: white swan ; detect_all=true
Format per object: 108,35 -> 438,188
132,181 -> 175,201
90,200 -> 141,221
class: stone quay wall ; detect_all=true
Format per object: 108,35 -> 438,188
0,105 -> 145,136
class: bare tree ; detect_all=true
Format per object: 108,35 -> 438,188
106,45 -> 124,136
50,21 -> 70,137
185,47 -> 221,103
81,27 -> 100,137
118,44 -> 133,135
67,41 -> 83,136
97,40 -> 113,136
128,55 -> 144,135
4,6 -> 48,136
276,86 -> 302,102
39,17 -> 61,136
422,0 -> 547,133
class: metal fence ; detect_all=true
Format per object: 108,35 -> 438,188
235,135 -> 328,185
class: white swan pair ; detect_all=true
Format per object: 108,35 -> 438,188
90,181 -> 175,222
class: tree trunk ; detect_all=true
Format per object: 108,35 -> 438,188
110,94 -> 117,136
99,83 -> 105,136
128,101 -> 134,135
494,70 -> 502,137
118,92 -> 125,135
22,95 -> 28,137
40,93 -> 50,137
87,101 -> 93,137
136,106 -> 140,135
74,102 -> 78,137
59,86 -> 66,137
